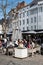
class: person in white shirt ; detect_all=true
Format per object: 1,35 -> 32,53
3,38 -> 7,48
7,40 -> 14,47
32,41 -> 35,48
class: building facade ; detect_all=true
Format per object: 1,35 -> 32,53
18,0 -> 43,31
8,0 -> 43,40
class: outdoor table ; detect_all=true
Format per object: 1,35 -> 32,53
15,47 -> 28,58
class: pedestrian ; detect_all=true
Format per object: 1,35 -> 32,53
18,40 -> 24,48
23,39 -> 27,47
32,40 -> 35,49
27,40 -> 31,48
3,38 -> 7,48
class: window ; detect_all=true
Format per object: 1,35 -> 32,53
39,7 -> 42,12
23,27 -> 25,30
27,26 -> 29,30
34,17 -> 36,23
27,19 -> 29,24
34,25 -> 36,30
23,20 -> 25,25
20,21 -> 21,25
31,26 -> 33,30
20,14 -> 21,18
23,12 -> 25,17
39,16 -> 41,22
31,18 -> 33,23
27,11 -> 29,16
30,9 -> 37,15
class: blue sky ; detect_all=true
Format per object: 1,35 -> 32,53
0,0 -> 32,19
20,0 -> 32,3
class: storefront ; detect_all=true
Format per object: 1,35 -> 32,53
22,31 -> 36,40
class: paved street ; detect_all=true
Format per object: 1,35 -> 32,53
0,53 -> 43,65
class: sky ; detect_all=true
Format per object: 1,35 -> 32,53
20,0 -> 32,3
0,0 -> 32,19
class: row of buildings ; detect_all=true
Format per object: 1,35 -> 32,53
0,0 -> 43,41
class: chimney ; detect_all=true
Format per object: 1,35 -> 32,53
16,1 -> 26,10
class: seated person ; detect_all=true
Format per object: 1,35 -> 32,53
18,40 -> 24,48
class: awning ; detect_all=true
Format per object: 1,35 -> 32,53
22,31 -> 36,34
37,31 -> 43,34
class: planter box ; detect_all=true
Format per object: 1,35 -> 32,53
15,48 -> 28,58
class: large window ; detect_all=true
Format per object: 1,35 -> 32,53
39,16 -> 41,22
31,26 -> 33,30
34,17 -> 36,23
27,26 -> 29,30
23,12 -> 25,17
23,20 -> 25,25
27,19 -> 29,24
34,25 -> 36,30
20,20 -> 21,25
23,27 -> 25,30
39,7 -> 42,12
31,18 -> 33,23
30,9 -> 37,15
27,11 -> 29,16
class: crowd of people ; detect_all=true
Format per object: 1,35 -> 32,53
0,37 -> 40,56
0,36 -> 36,50
15,39 -> 35,49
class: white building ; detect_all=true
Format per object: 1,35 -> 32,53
18,0 -> 43,31
8,0 -> 43,40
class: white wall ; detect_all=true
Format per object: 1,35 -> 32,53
18,1 -> 43,31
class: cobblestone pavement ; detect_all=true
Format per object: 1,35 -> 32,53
0,53 -> 43,65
